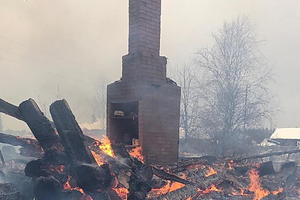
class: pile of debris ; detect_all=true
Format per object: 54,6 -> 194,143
0,98 -> 300,200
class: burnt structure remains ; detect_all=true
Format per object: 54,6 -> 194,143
107,0 -> 181,165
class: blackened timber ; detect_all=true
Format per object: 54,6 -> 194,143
0,132 -> 42,157
19,99 -> 63,153
50,99 -> 96,164
0,132 -> 39,148
152,166 -> 194,185
0,98 -> 23,120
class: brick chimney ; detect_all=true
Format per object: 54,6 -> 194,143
107,0 -> 181,165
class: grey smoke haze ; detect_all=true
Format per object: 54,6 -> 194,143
0,0 -> 299,130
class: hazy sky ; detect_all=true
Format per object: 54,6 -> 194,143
0,0 -> 300,130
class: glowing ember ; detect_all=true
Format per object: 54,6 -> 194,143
297,188 -> 300,197
197,184 -> 222,195
231,189 -> 247,196
204,167 -> 217,177
91,150 -> 105,166
63,176 -> 84,194
271,188 -> 283,195
99,136 -> 115,157
128,146 -> 144,163
151,181 -> 185,196
248,169 -> 270,200
113,187 -> 129,200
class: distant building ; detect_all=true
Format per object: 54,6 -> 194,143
269,128 -> 300,147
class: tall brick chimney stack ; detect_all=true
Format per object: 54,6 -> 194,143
107,0 -> 181,165
122,0 -> 166,85
128,0 -> 161,56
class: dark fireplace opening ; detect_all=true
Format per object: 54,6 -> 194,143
109,101 -> 138,145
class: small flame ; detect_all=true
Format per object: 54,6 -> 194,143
63,176 -> 84,194
232,189 -> 247,196
99,136 -> 115,157
204,167 -> 217,177
197,184 -> 221,195
91,150 -> 105,166
113,187 -> 129,200
91,136 -> 115,166
248,169 -> 270,200
128,146 -> 144,163
271,188 -> 283,195
151,181 -> 185,196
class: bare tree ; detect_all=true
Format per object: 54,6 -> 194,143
173,65 -> 202,141
196,17 -> 273,156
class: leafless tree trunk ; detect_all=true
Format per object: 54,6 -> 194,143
172,65 -> 202,141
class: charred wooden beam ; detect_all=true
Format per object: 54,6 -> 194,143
0,132 -> 42,157
19,99 -> 63,154
50,99 -> 96,164
0,98 -> 23,121
152,166 -> 194,185
0,132 -> 39,148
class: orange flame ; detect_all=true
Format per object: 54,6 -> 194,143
204,167 -> 217,177
91,150 -> 105,166
271,188 -> 283,195
128,146 -> 144,163
91,136 -> 115,166
63,176 -> 84,194
197,184 -> 221,195
99,136 -> 114,157
113,187 -> 129,200
248,169 -> 270,200
151,181 -> 185,196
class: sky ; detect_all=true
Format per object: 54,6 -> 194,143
0,0 -> 299,130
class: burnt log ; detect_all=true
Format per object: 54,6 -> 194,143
152,166 -> 194,185
0,98 -> 23,121
33,176 -> 63,200
128,159 -> 153,200
19,99 -> 63,154
73,163 -> 114,193
50,99 -> 96,164
258,161 -> 275,177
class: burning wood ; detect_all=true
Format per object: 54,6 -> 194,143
1,98 -> 300,200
